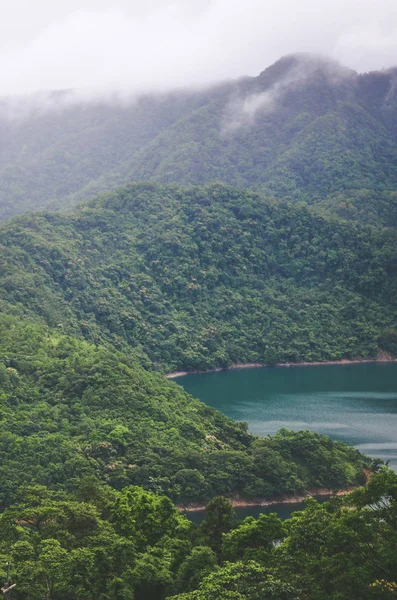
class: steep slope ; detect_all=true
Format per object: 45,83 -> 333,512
1,55 -> 397,224
0,85 -> 230,221
0,314 -> 368,508
120,57 -> 397,213
117,58 -> 397,190
0,183 -> 396,371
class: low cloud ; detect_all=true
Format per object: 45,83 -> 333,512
221,55 -> 352,133
0,0 -> 397,96
222,89 -> 279,134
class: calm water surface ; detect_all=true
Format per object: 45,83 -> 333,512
176,363 -> 397,520
176,363 -> 397,469
183,496 -> 330,524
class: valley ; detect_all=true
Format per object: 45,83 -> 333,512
0,52 -> 396,599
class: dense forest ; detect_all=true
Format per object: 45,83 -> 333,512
1,54 -> 397,226
0,282 -> 383,599
1,52 -> 397,599
0,314 -> 369,508
1,467 -> 396,599
0,183 -> 396,371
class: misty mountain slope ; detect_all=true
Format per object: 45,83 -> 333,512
258,101 -> 397,200
1,54 -> 397,224
121,59 -> 397,203
0,182 -> 396,371
46,56 -> 369,200
0,86 -> 231,221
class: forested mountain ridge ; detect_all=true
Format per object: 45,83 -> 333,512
1,54 -> 397,224
0,183 -> 396,371
0,313 -> 369,508
1,53 -> 397,600
0,84 -> 231,221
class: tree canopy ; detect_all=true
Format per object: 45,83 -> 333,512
0,183 -> 396,372
1,469 -> 396,600
0,314 -> 369,508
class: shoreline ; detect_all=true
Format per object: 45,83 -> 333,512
166,356 -> 397,379
177,485 -> 362,513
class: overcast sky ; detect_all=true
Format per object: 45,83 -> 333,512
1,0 -> 397,95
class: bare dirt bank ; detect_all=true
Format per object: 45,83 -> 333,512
167,355 -> 397,379
177,484 -> 363,513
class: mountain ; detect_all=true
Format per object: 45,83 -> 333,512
1,54 -> 397,600
0,87 -> 219,221
1,54 -> 397,224
0,183 -> 396,371
0,313 -> 369,509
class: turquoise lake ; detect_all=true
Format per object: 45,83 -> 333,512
176,363 -> 397,520
176,363 -> 397,469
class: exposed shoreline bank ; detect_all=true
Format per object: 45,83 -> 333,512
177,484 -> 362,513
167,356 -> 397,379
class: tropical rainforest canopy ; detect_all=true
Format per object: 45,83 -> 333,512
0,466 -> 396,599
0,183 -> 396,371
0,53 -> 396,598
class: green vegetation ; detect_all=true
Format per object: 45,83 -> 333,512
0,314 -> 369,508
171,469 -> 397,600
312,189 -> 397,227
0,53 -> 396,597
0,89 -> 211,221
0,183 -> 396,371
1,55 -> 397,226
1,467 -> 396,599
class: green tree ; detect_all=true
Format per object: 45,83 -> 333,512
200,498 -> 236,559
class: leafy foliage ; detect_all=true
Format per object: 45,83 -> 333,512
0,183 -> 396,371
171,469 -> 397,600
2,469 -> 397,600
0,314 -> 368,508
1,55 -> 397,226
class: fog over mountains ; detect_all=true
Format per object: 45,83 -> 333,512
2,0 -> 397,94
1,54 -> 397,224
0,25 -> 397,596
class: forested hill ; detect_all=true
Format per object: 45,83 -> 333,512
0,313 -> 369,508
1,183 -> 396,371
1,54 -> 397,224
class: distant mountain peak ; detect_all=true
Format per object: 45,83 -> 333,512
258,53 -> 356,85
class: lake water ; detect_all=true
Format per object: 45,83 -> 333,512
182,496 -> 331,524
176,362 -> 397,521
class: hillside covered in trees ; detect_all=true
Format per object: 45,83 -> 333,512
1,466 -> 396,599
0,313 -> 369,509
1,54 -> 397,226
0,245 -> 383,598
1,52 -> 397,600
0,183 -> 396,371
